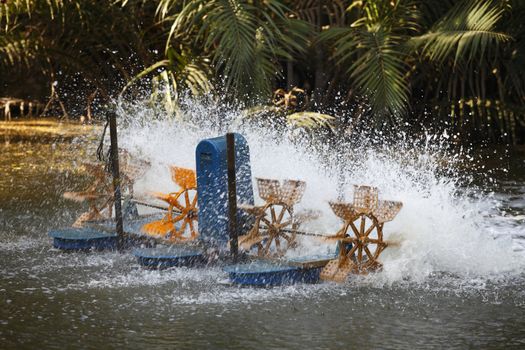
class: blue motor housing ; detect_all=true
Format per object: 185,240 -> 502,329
195,133 -> 254,247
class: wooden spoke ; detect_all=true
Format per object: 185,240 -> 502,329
340,213 -> 387,273
244,202 -> 296,258
340,244 -> 358,267
364,222 -> 377,237
172,200 -> 184,211
262,237 -> 272,256
341,237 -> 358,244
184,190 -> 190,206
172,213 -> 186,223
277,206 -> 286,223
322,192 -> 403,281
178,219 -> 188,236
141,169 -> 199,241
346,244 -> 358,258
281,233 -> 294,244
261,217 -> 272,227
349,221 -> 360,237
364,245 -> 375,261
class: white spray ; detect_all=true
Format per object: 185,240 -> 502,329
116,98 -> 524,285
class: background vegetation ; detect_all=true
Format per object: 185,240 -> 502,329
1,0 -> 524,144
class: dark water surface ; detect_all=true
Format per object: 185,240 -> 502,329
1,120 -> 524,349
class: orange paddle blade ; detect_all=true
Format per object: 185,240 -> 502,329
141,219 -> 174,237
170,166 -> 196,189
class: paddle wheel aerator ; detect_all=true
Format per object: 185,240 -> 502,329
53,132 -> 405,286
63,152 -> 147,227
141,166 -> 199,241
320,185 -> 403,281
238,178 -> 319,258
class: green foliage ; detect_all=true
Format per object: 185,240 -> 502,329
1,0 -> 525,143
412,0 -> 510,65
349,25 -> 409,118
318,0 -> 419,119
160,0 -> 310,101
407,0 -> 522,143
1,0 -> 162,98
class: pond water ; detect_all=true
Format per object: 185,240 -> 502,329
1,118 -> 525,349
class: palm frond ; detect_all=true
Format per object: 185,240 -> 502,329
1,0 -> 70,28
321,22 -> 409,118
287,111 -> 335,130
120,59 -> 170,96
319,2 -> 413,119
121,48 -> 212,99
411,0 -> 510,65
349,0 -> 420,34
350,25 -> 409,118
166,0 -> 309,100
242,105 -> 282,119
0,32 -> 39,67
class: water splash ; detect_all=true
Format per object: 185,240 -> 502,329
115,98 -> 525,285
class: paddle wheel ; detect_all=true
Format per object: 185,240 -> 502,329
64,154 -> 147,227
238,178 -> 318,257
320,186 -> 403,281
141,166 -> 198,241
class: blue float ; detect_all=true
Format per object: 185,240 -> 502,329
224,261 -> 322,287
49,213 -> 167,252
49,227 -> 118,250
133,246 -> 206,269
224,254 -> 336,286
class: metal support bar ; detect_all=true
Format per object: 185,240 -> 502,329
259,225 -> 330,238
131,199 -> 171,212
258,226 -> 399,246
108,111 -> 124,249
226,133 -> 238,260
